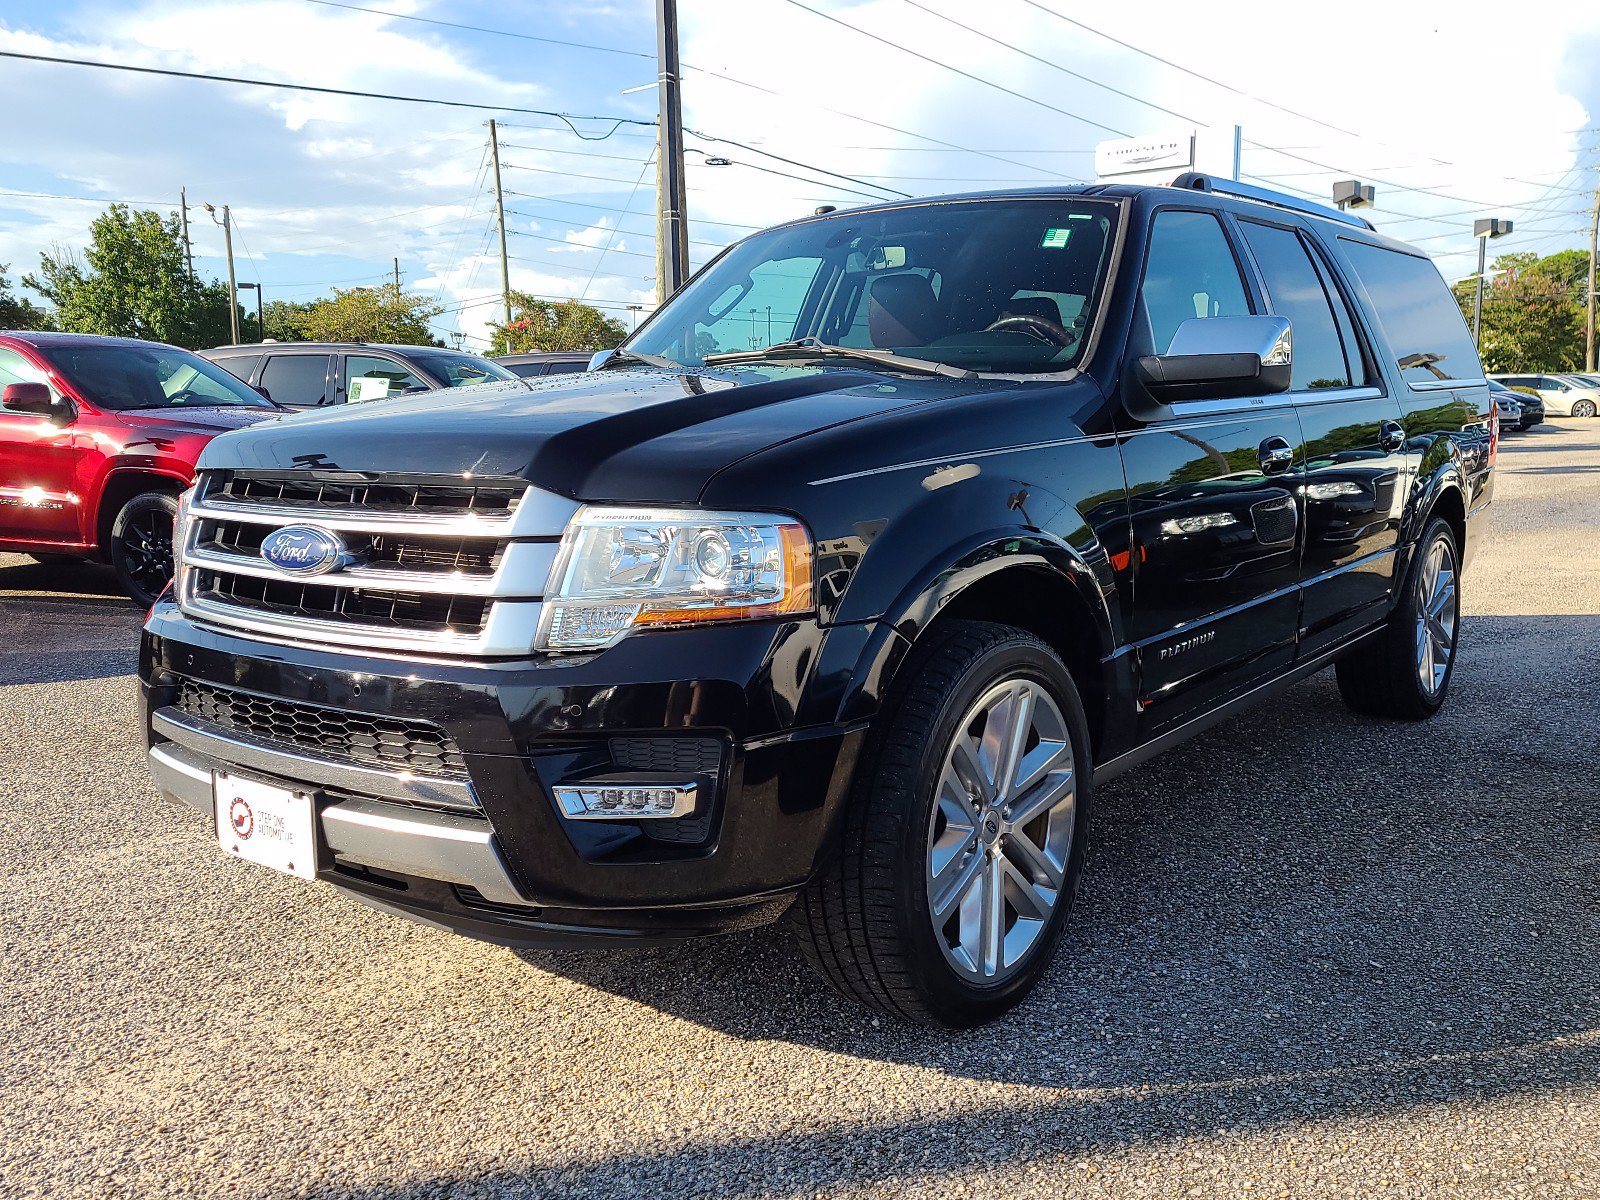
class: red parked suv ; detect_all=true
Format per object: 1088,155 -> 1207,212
0,331 -> 281,604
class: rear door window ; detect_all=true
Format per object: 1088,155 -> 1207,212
260,354 -> 333,407
1138,210 -> 1252,354
1340,241 -> 1482,386
1238,221 -> 1352,391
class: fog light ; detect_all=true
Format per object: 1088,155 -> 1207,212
553,781 -> 698,820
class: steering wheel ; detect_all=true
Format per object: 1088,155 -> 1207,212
983,314 -> 1076,346
165,388 -> 206,406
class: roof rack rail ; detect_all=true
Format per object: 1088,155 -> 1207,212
1170,172 -> 1375,231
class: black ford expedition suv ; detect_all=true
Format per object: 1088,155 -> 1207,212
140,175 -> 1494,1028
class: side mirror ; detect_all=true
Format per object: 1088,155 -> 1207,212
2,381 -> 71,422
586,350 -> 616,371
1134,315 -> 1293,404
253,384 -> 273,403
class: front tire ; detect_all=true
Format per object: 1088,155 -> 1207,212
1573,399 -> 1597,418
109,491 -> 179,607
1336,516 -> 1461,720
789,620 -> 1092,1028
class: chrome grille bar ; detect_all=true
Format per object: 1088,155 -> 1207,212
177,471 -> 578,656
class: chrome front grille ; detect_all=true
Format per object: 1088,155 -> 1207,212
177,470 -> 579,656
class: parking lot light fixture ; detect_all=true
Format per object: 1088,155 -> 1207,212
1473,218 -> 1514,350
1332,180 -> 1375,211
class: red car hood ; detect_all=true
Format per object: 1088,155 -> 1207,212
114,406 -> 283,438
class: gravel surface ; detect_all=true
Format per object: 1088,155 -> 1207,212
2,422 -> 1598,1199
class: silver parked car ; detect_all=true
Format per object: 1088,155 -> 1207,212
1490,373 -> 1600,418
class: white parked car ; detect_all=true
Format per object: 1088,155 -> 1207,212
1490,373 -> 1600,418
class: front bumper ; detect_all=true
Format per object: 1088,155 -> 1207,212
140,599 -> 896,945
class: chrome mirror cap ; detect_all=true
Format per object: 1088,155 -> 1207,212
1165,314 -> 1293,365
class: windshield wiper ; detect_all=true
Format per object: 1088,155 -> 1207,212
596,347 -> 682,370
703,337 -> 975,379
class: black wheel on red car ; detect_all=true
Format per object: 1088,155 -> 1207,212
789,619 -> 1091,1028
110,491 -> 179,607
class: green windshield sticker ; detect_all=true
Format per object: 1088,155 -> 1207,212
1040,227 -> 1072,249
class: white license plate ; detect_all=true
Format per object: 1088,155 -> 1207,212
214,772 -> 319,880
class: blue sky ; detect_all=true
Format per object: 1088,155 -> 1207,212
2,0 -> 1598,349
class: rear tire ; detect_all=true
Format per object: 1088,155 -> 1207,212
789,619 -> 1092,1028
1336,516 -> 1461,720
109,491 -> 179,607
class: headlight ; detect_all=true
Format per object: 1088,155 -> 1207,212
172,485 -> 195,599
536,507 -> 814,652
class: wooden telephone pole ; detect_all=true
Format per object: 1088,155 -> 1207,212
654,0 -> 690,305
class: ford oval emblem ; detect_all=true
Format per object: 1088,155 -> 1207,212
260,525 -> 345,577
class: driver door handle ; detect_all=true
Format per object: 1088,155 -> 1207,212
1257,436 -> 1295,475
1379,420 -> 1406,452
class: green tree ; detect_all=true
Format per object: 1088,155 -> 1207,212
296,282 -> 442,344
489,295 -> 628,354
260,298 -> 318,342
23,205 -> 238,348
0,264 -> 53,330
1455,250 -> 1589,373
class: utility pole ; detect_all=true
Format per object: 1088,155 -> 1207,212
393,257 -> 401,290
179,187 -> 195,279
204,202 -> 239,344
1587,170 -> 1598,372
489,119 -> 511,326
655,0 -> 690,304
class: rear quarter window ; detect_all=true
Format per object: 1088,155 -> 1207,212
1340,240 -> 1483,387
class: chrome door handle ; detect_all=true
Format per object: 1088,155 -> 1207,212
1379,420 -> 1406,452
1257,436 -> 1295,475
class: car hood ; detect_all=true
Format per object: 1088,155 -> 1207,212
197,364 -> 1000,502
115,406 -> 284,438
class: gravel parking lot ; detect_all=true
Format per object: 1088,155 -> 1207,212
3,421 -> 1598,1200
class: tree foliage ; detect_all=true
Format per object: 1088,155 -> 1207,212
0,264 -> 53,330
1455,249 -> 1592,373
22,205 -> 237,348
489,295 -> 629,355
290,283 -> 442,345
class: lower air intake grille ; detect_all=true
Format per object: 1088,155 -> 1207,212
173,678 -> 468,777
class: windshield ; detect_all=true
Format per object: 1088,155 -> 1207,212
44,343 -> 275,411
628,197 -> 1119,375
406,350 -> 518,388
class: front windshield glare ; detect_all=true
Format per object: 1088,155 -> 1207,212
629,199 -> 1118,375
45,344 -> 275,411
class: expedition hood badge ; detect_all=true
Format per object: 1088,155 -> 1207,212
260,525 -> 346,577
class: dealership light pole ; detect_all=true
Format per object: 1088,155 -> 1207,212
1473,218 -> 1514,352
203,202 -> 239,345
238,282 -> 264,342
1586,177 -> 1598,371
1332,180 -> 1375,212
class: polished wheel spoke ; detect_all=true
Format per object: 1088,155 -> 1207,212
1414,538 -> 1458,696
925,675 -> 1077,983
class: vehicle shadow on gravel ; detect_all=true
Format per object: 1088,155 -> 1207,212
0,557 -> 142,685
490,615 -> 1600,1182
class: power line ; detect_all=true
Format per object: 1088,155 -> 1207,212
504,190 -> 764,233
298,0 -> 655,61
896,0 -> 1208,128
780,0 -> 1128,140
0,50 -> 662,133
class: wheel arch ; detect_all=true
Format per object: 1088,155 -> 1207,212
835,533 -> 1122,763
95,467 -> 188,556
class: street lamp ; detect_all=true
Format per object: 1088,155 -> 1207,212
626,303 -> 644,332
201,202 -> 240,344
236,282 -> 265,342
1472,218 -> 1514,351
1332,180 -> 1375,211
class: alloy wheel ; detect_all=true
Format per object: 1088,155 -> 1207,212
117,508 -> 174,600
1414,537 -> 1458,698
1575,400 -> 1597,418
925,678 -> 1076,983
